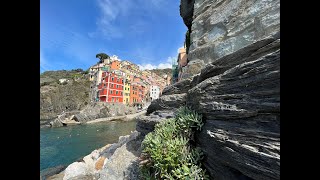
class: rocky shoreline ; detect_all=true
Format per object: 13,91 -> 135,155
42,110 -> 173,180
41,103 -> 148,128
42,131 -> 142,180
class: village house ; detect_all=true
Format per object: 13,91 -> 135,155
97,71 -> 124,103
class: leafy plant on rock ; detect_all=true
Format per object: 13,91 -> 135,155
140,107 -> 208,179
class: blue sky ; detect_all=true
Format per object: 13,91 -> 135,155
40,0 -> 187,73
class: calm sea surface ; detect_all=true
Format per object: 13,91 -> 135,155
40,120 -> 136,173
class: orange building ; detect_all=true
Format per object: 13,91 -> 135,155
130,83 -> 139,104
110,60 -> 120,70
177,45 -> 187,81
137,83 -> 145,103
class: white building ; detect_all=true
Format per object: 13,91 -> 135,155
59,79 -> 69,84
150,85 -> 160,100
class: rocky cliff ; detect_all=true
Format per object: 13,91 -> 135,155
149,68 -> 172,78
40,70 -> 91,120
140,0 -> 280,179
180,0 -> 280,80
145,39 -> 280,180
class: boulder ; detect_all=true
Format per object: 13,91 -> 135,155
49,118 -> 63,128
98,132 -> 143,180
136,111 -> 175,136
162,78 -> 193,95
63,162 -> 90,180
147,93 -> 186,114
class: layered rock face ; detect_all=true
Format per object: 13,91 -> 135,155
40,79 -> 91,120
180,0 -> 280,79
188,36 -> 280,180
143,35 -> 280,179
137,0 -> 280,179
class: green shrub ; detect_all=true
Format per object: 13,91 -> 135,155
140,107 -> 208,179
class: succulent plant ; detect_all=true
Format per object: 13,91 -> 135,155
140,107 -> 208,179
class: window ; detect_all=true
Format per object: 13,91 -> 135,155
116,85 -> 118,88
121,92 -> 122,95
117,79 -> 119,82
128,88 -> 130,91
110,90 -> 113,94
111,84 -> 113,88
116,91 -> 118,95
112,77 -> 114,81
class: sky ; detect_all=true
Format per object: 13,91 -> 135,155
40,0 -> 187,73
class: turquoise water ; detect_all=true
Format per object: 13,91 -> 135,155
40,120 -> 137,173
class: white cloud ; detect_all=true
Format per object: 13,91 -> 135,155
157,63 -> 171,69
92,0 -> 168,39
138,64 -> 157,70
138,56 -> 176,70
94,0 -> 134,39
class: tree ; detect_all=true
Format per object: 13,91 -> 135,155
96,53 -> 110,63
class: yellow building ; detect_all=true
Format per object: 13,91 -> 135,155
123,78 -> 131,105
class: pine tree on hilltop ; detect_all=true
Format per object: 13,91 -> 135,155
96,53 -> 110,63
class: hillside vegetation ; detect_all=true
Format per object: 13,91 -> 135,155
40,69 -> 90,120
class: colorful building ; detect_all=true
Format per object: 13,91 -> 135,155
98,72 -> 124,103
177,45 -> 187,81
150,85 -> 160,100
123,78 -> 131,105
110,60 -> 120,70
120,60 -> 132,68
137,83 -> 145,103
130,83 -> 139,104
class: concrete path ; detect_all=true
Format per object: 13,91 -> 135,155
86,110 -> 146,124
